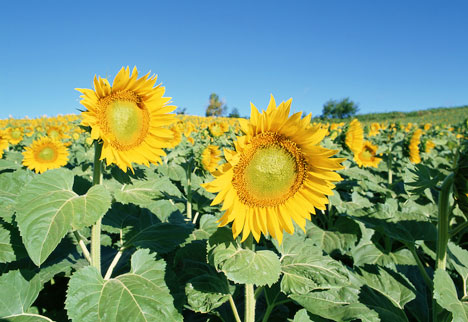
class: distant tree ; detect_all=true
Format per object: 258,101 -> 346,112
205,93 -> 226,117
322,98 -> 359,119
228,107 -> 240,118
175,107 -> 187,115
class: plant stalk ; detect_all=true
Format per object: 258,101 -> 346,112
435,173 -> 454,271
186,159 -> 193,221
228,295 -> 241,322
387,149 -> 393,185
73,231 -> 92,264
91,141 -> 103,274
104,248 -> 124,280
407,243 -> 433,291
243,234 -> 255,322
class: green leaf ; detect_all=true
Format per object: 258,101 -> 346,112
0,224 -> 15,263
356,266 -> 416,322
124,221 -> 192,253
290,287 -> 379,322
15,168 -> 112,266
306,218 -> 359,255
292,309 -> 313,322
434,269 -> 468,322
0,170 -> 33,222
448,242 -> 468,295
187,214 -> 219,241
405,164 -> 443,195
113,177 -> 182,206
66,249 -> 182,322
0,270 -> 41,317
277,234 -> 350,295
208,228 -> 281,286
185,273 -> 232,313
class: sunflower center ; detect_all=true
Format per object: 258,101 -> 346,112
11,130 -> 21,139
38,147 -> 56,162
49,130 -> 60,139
233,132 -> 307,207
99,91 -> 150,150
360,149 -> 373,160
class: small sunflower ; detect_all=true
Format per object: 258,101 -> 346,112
202,95 -> 345,243
201,145 -> 222,173
345,119 -> 363,154
0,131 -> 8,158
7,127 -> 24,145
425,140 -> 436,153
409,129 -> 423,164
77,66 -> 176,172
354,141 -> 382,168
22,137 -> 69,173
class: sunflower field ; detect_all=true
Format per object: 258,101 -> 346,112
0,67 -> 468,322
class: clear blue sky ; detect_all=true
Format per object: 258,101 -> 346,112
1,1 -> 467,119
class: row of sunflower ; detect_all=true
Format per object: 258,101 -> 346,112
0,66 -> 467,322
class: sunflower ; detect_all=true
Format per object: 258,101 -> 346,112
22,137 -> 69,173
7,127 -> 24,145
425,140 -> 436,153
0,131 -> 8,158
202,95 -> 345,243
354,141 -> 382,168
77,66 -> 176,172
201,145 -> 222,173
345,119 -> 363,154
409,129 -> 423,164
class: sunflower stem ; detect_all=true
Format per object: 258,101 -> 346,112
186,158 -> 193,221
91,141 -> 103,274
407,243 -> 433,291
73,231 -> 92,264
387,148 -> 393,185
243,234 -> 255,322
433,173 -> 454,322
228,295 -> 241,322
436,173 -> 454,271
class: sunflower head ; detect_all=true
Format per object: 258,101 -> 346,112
345,119 -> 363,154
7,127 -> 24,145
201,145 -> 222,173
22,137 -> 69,174
202,95 -> 345,244
354,141 -> 382,168
77,66 -> 176,172
409,129 -> 423,164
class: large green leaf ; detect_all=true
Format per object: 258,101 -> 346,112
0,170 -> 33,222
290,287 -> 379,322
0,270 -> 41,317
208,228 -> 281,286
66,249 -> 182,322
15,168 -> 112,266
277,234 -> 349,295
356,266 -> 416,322
434,269 -> 468,322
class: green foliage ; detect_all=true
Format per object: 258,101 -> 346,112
322,97 -> 359,119
65,249 -> 182,321
15,168 -> 111,266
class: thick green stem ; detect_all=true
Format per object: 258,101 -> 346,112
436,173 -> 454,271
91,141 -> 103,273
243,234 -> 255,322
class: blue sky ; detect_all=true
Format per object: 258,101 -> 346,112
1,1 -> 467,119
